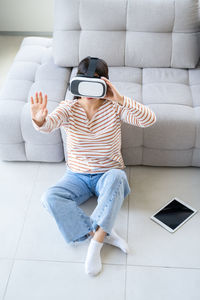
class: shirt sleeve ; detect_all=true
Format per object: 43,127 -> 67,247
116,96 -> 157,128
32,100 -> 70,133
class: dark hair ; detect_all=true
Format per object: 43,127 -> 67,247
72,56 -> 109,100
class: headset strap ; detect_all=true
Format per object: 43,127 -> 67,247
86,57 -> 99,77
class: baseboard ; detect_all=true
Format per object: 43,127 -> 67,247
0,31 -> 53,37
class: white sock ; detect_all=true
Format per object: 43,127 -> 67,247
85,238 -> 104,276
103,228 -> 130,254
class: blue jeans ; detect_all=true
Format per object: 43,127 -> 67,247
41,167 -> 131,246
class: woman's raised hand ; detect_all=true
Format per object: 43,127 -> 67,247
30,92 -> 48,124
100,77 -> 123,104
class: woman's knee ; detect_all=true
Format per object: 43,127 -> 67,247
107,169 -> 131,198
40,187 -> 61,210
40,188 -> 53,210
40,186 -> 74,210
106,169 -> 127,184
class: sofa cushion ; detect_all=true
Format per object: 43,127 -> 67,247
53,0 -> 200,68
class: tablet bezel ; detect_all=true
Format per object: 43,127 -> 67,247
150,197 -> 198,233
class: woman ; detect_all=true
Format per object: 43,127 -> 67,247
31,56 -> 157,276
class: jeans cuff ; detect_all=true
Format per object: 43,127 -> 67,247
90,218 -> 110,236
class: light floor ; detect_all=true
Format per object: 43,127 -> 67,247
0,35 -> 200,300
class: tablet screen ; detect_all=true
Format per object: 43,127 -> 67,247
153,199 -> 195,230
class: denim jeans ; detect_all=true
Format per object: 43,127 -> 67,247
41,167 -> 131,246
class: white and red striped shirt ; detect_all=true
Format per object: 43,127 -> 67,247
32,96 -> 156,174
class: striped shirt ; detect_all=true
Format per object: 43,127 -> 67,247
32,96 -> 156,174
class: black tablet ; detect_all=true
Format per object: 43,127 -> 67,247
150,197 -> 197,233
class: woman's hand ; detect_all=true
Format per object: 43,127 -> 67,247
30,92 -> 48,124
101,77 -> 124,104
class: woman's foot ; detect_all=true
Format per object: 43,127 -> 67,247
85,238 -> 103,276
103,228 -> 130,254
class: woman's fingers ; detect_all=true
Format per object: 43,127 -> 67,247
43,94 -> 47,108
101,77 -> 115,91
101,77 -> 120,101
35,92 -> 39,103
101,76 -> 109,83
32,92 -> 47,107
39,91 -> 43,104
101,76 -> 112,86
103,77 -> 119,94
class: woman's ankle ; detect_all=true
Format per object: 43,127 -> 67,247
89,231 -> 95,236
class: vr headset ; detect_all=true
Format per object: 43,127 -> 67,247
69,56 -> 107,98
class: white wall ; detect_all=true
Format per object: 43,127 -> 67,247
0,0 -> 54,32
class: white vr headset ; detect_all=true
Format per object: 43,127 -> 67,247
69,57 -> 107,98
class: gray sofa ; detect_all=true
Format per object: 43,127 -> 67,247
0,0 -> 200,167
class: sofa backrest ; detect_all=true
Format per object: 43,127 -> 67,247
53,0 -> 200,68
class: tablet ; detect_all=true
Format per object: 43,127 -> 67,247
150,197 -> 197,233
